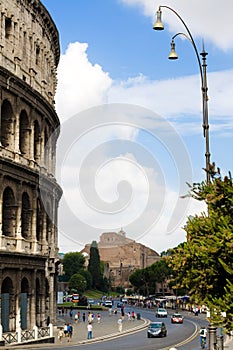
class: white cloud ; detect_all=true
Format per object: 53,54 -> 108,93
55,42 -> 112,120
54,1 -> 233,254
120,0 -> 233,51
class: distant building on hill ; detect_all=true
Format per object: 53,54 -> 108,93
81,229 -> 161,289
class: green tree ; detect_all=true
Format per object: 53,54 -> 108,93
62,252 -> 85,279
79,269 -> 93,290
168,169 -> 233,330
88,241 -> 102,289
149,259 -> 171,295
69,273 -> 87,294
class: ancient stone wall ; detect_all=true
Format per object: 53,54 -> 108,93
0,0 -> 62,333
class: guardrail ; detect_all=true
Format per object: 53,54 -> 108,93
1,324 -> 53,345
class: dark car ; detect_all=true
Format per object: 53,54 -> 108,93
147,322 -> 167,338
171,313 -> 184,324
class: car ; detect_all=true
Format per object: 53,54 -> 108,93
87,299 -> 95,305
147,322 -> 167,338
104,300 -> 113,307
155,308 -> 168,317
171,313 -> 184,324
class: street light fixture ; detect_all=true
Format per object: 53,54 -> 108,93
153,6 -> 216,349
153,5 -> 211,184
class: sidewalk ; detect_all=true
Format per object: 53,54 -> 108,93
55,310 -> 148,346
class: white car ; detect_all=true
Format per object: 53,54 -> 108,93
155,308 -> 168,317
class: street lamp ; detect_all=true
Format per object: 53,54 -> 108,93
153,7 -> 216,349
153,5 -> 211,184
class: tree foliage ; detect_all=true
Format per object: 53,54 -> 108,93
62,252 -> 85,279
129,259 -> 171,295
88,241 -> 102,290
69,273 -> 87,294
167,168 -> 233,330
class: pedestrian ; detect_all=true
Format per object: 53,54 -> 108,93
127,311 -> 131,321
87,322 -> 93,339
97,313 -> 101,323
88,312 -> 92,323
200,326 -> 207,348
69,309 -> 73,319
63,323 -> 68,337
121,304 -> 125,317
78,311 -> 80,321
117,317 -> 123,332
131,310 -> 135,320
82,312 -> 86,322
57,328 -> 63,343
75,313 -> 78,324
67,324 -> 73,342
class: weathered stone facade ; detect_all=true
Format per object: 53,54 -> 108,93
81,230 -> 161,289
0,0 -> 62,332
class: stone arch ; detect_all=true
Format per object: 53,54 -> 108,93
1,276 -> 15,332
21,192 -> 32,239
19,110 -> 30,157
1,99 -> 14,149
21,277 -> 29,330
34,120 -> 41,161
36,199 -> 43,241
2,187 -> 16,237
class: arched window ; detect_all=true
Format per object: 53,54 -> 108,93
1,277 -> 14,332
36,278 -> 41,326
21,192 -> 31,239
2,187 -> 16,237
1,99 -> 14,149
34,120 -> 41,161
44,127 -> 49,167
19,110 -> 30,156
21,277 -> 29,330
36,199 -> 43,241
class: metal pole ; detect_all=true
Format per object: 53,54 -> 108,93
208,323 -> 217,350
200,49 -> 211,184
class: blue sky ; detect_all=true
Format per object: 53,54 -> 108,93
41,0 -> 233,254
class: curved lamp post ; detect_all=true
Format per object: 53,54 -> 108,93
153,5 -> 211,184
153,7 -> 216,350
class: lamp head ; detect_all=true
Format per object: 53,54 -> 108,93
153,9 -> 164,30
168,40 -> 178,60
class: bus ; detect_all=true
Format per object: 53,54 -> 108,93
72,294 -> 79,303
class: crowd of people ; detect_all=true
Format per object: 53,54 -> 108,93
56,307 -> 140,343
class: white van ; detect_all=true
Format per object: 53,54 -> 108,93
104,300 -> 113,308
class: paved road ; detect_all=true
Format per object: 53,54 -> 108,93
4,307 -> 233,349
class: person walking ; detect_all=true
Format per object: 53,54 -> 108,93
87,322 -> 93,339
67,324 -> 73,342
117,317 -> 123,332
97,313 -> 101,323
82,312 -> 86,322
200,326 -> 207,348
57,328 -> 63,343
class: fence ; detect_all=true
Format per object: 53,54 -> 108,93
0,323 -> 53,345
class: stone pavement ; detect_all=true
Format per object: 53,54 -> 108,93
55,309 -> 148,346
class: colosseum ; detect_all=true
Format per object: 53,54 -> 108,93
0,0 -> 62,333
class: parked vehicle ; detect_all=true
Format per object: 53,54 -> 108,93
171,313 -> 184,324
104,300 -> 113,307
155,308 -> 168,317
147,322 -> 167,338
